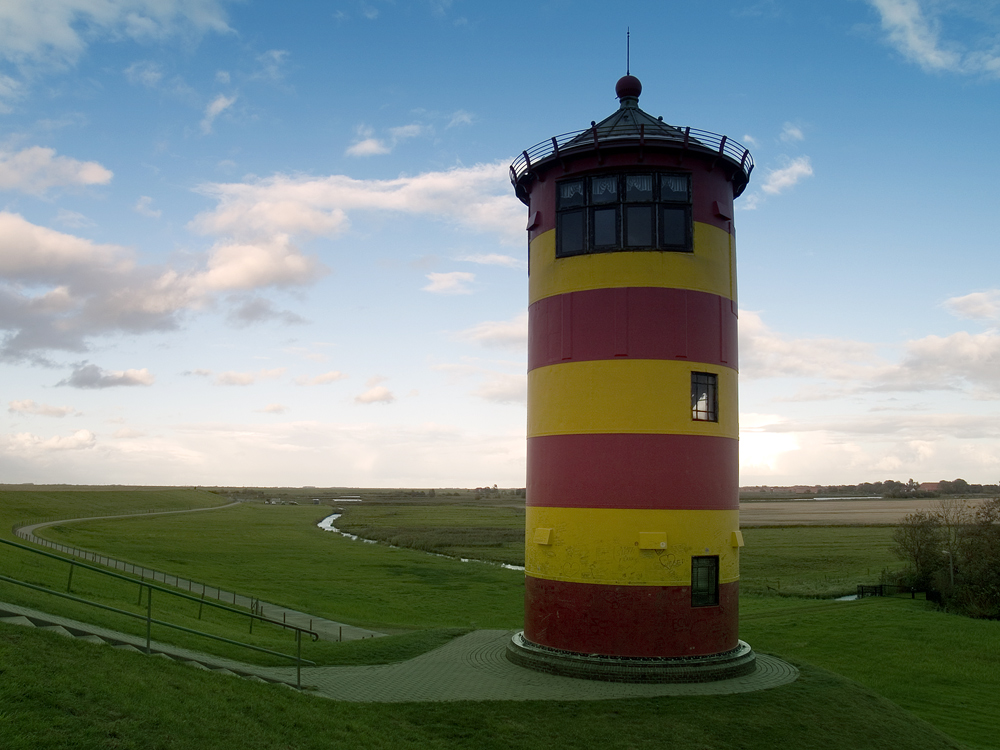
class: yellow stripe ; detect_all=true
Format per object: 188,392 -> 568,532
526,506 -> 740,586
529,222 -> 736,305
528,359 -> 738,438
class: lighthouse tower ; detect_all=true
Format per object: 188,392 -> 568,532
506,76 -> 756,682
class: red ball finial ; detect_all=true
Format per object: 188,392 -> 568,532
615,75 -> 642,100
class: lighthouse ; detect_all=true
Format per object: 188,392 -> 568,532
506,75 -> 756,682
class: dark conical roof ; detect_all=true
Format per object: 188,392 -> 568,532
563,75 -> 695,148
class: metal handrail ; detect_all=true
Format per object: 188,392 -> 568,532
510,126 -> 754,188
0,536 -> 318,687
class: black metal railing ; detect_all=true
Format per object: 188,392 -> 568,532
510,126 -> 754,188
0,537 -> 318,688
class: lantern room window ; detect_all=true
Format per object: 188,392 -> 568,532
556,172 -> 692,257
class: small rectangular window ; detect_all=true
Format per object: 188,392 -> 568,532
625,205 -> 653,248
661,206 -> 689,249
691,372 -> 718,422
558,180 -> 585,209
661,173 -> 690,202
625,174 -> 653,202
691,556 -> 719,607
591,176 -> 618,204
592,207 -> 618,247
557,210 -> 586,256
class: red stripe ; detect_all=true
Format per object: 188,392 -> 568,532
528,287 -> 737,372
527,151 -> 736,243
525,576 -> 739,657
527,434 -> 738,510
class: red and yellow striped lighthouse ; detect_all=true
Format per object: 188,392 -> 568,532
506,76 -> 756,682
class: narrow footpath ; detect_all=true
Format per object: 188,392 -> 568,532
0,599 -> 799,702
14,504 -> 383,642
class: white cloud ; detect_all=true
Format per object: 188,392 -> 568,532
256,403 -> 287,414
345,125 -> 390,156
134,196 -> 161,218
214,368 -> 285,386
0,146 -> 113,195
944,290 -> 1000,321
0,74 -> 23,113
741,133 -> 759,147
226,296 -> 306,327
124,61 -> 163,87
873,330 -> 1000,397
191,161 -> 523,245
472,373 -> 527,404
0,212 -> 326,360
58,364 -> 154,389
739,310 -> 879,381
780,122 -> 804,142
454,312 -> 527,350
355,385 -> 395,404
251,49 -> 288,82
8,399 -> 76,417
215,70 -> 230,84
760,156 -> 813,195
4,429 -> 96,453
868,0 -> 1000,77
345,122 -> 429,157
201,93 -> 236,134
423,271 -> 474,295
54,209 -> 95,228
296,370 -> 348,386
0,0 -> 232,67
456,253 -> 524,268
448,110 -> 474,127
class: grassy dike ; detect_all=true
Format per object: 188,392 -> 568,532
2,489 -> 997,748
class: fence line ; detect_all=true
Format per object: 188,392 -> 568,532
11,509 -> 260,613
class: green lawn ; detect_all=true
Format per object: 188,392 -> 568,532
3,490 -> 998,749
0,621 -> 965,750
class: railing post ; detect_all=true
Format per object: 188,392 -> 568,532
296,630 -> 302,690
198,592 -> 205,620
67,561 -> 74,592
145,586 -> 152,654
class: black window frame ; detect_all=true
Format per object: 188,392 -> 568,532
691,371 -> 718,422
555,172 -> 692,258
691,555 -> 720,607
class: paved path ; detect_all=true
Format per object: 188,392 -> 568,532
14,505 -> 383,642
0,599 -> 799,702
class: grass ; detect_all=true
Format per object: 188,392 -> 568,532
334,503 -> 526,566
740,526 -> 903,597
0,622 -> 965,750
3,489 -> 998,748
741,595 -> 1000,750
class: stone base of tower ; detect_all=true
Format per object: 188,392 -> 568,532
506,631 -> 756,683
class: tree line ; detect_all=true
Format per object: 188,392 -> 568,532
890,497 -> 1000,619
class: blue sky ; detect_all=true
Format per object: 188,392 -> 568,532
2,0 -> 999,488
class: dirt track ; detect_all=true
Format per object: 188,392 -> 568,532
739,498 -> 987,526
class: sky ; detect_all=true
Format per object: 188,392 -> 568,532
1,0 -> 999,489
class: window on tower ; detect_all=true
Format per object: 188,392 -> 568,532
691,372 -> 718,422
691,556 -> 720,607
555,172 -> 692,257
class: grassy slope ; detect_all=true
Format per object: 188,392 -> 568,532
6,492 -> 998,748
0,623 -> 965,750
742,596 -> 1000,750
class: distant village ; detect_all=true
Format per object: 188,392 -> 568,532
740,478 -> 999,498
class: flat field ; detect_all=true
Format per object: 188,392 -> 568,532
3,489 -> 999,749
